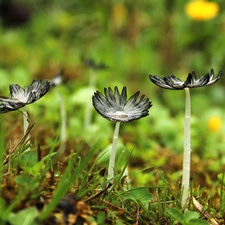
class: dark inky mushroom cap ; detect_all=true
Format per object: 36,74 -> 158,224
10,79 -> 51,104
92,86 -> 152,122
149,69 -> 222,90
0,97 -> 25,113
0,79 -> 51,113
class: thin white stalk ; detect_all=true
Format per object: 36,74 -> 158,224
108,121 -> 121,180
23,107 -> 30,151
55,87 -> 66,154
181,87 -> 191,208
84,69 -> 96,130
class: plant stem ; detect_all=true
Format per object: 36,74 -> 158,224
181,87 -> 191,208
84,69 -> 96,130
55,87 -> 66,153
23,107 -> 30,151
108,121 -> 121,180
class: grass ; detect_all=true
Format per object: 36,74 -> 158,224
1,83 -> 225,224
1,115 -> 224,224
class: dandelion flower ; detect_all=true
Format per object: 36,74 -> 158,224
185,0 -> 219,21
208,116 -> 222,132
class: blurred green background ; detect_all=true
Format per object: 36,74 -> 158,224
1,0 -> 225,183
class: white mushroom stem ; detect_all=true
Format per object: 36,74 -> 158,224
55,87 -> 66,153
84,69 -> 96,130
108,121 -> 121,180
181,87 -> 191,208
23,107 -> 30,151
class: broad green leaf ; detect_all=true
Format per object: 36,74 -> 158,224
183,211 -> 200,222
7,207 -> 39,225
25,161 -> 43,175
124,187 -> 153,205
71,87 -> 95,105
188,219 -> 209,225
166,207 -> 185,223
97,211 -> 106,225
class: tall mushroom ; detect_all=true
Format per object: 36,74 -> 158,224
149,69 -> 222,208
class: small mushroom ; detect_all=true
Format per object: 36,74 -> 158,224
0,79 -> 51,150
92,86 -> 152,180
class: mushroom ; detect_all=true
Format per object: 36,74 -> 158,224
81,56 -> 109,130
92,86 -> 152,180
0,79 -> 51,149
149,69 -> 222,207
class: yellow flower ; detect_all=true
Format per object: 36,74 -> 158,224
111,4 -> 127,29
185,0 -> 219,21
207,116 -> 222,132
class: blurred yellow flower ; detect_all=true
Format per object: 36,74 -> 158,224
111,4 -> 127,29
207,116 -> 222,132
185,0 -> 219,21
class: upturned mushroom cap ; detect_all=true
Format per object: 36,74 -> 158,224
92,86 -> 152,122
